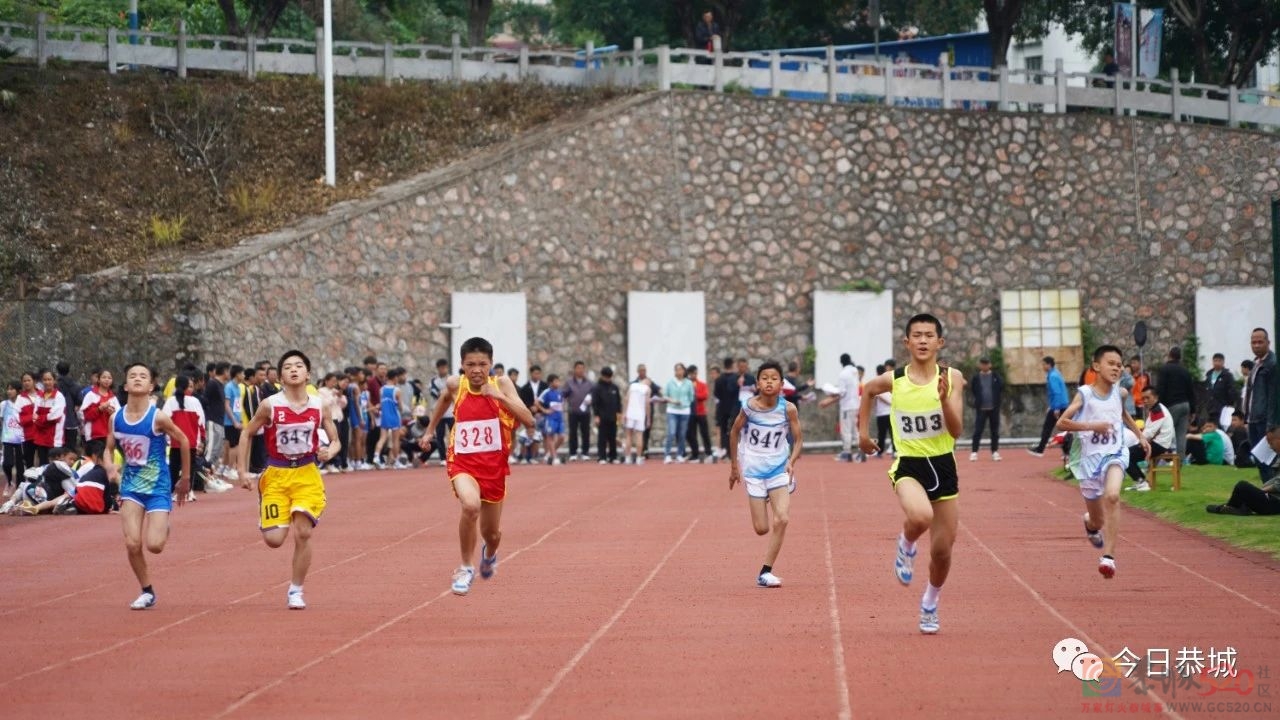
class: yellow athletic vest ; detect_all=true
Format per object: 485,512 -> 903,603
889,365 -> 955,457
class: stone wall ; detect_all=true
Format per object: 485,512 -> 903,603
7,91 -> 1277,440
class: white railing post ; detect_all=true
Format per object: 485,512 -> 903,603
770,51 -> 781,97
1228,85 -> 1239,128
658,45 -> 670,90
315,27 -> 324,78
246,34 -> 257,80
36,12 -> 47,69
997,66 -> 1009,111
106,26 -> 117,74
882,58 -> 894,106
1114,76 -> 1123,116
451,33 -> 462,80
1170,68 -> 1181,121
584,40 -> 594,86
826,45 -> 837,102
518,45 -> 528,79
632,37 -> 643,86
383,41 -> 393,85
939,52 -> 951,108
176,19 -> 187,78
1054,58 -> 1065,113
712,35 -> 723,91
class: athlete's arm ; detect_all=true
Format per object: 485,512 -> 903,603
858,372 -> 891,455
727,410 -> 746,489
236,399 -> 273,488
102,409 -> 120,483
1054,391 -> 1106,434
423,376 -> 456,441
493,376 -> 536,429
154,410 -> 191,507
939,366 -> 965,440
786,402 -> 802,473
318,402 -> 341,462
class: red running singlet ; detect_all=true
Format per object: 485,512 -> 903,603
447,376 -> 515,500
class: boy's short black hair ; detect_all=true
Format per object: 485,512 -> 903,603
757,360 -> 784,379
215,361 -> 231,374
123,362 -> 152,379
56,361 -> 70,375
363,355 -> 378,365
279,350 -> 312,372
1212,353 -> 1225,360
436,358 -> 449,369
687,364 -> 699,374
1243,359 -> 1255,370
530,364 -> 542,373
904,313 -> 943,337
601,366 -> 614,377
460,337 -> 493,361
546,373 -> 560,384
1043,356 -> 1056,367
722,357 -> 734,369
1093,344 -> 1123,362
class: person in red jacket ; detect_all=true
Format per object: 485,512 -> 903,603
162,374 -> 206,502
686,365 -> 714,463
31,369 -> 66,466
15,372 -> 38,470
80,369 -> 119,459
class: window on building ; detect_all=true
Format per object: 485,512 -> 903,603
1000,289 -> 1084,384
1025,56 -> 1043,72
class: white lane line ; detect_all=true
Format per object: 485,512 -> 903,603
217,477 -> 653,718
514,518 -> 699,720
960,522 -> 1185,720
820,476 -> 853,720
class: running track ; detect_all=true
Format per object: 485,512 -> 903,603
5,452 -> 1278,719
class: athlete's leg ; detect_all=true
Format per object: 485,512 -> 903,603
762,485 -> 791,566
479,500 -> 504,557
927,498 -> 958,588
290,512 -> 314,586
895,477 -> 933,544
143,510 -> 171,554
452,474 -> 482,566
121,501 -> 151,588
1100,465 -> 1124,556
263,525 -> 290,548
748,496 -> 769,535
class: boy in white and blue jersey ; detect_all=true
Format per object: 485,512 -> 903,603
1056,345 -> 1148,580
728,360 -> 802,588
104,363 -> 191,610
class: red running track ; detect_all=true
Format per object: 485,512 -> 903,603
4,451 -> 1278,719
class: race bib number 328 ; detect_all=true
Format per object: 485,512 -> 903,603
455,419 -> 501,454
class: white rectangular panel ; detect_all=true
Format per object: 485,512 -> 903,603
627,292 -> 706,387
813,291 -> 894,387
1194,286 -> 1274,370
449,292 -> 527,377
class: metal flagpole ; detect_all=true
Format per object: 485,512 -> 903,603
323,0 -> 336,187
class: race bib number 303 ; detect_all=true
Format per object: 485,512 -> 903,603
455,418 -> 502,454
894,410 -> 944,440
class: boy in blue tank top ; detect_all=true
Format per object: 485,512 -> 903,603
728,360 -> 802,588
104,363 -> 192,610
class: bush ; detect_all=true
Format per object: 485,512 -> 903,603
149,214 -> 186,246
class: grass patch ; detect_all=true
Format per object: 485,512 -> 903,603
1053,463 -> 1280,560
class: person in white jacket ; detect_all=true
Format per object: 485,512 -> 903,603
1125,387 -> 1175,492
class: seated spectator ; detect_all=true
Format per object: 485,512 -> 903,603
1185,420 -> 1227,466
0,447 -> 77,515
402,411 -> 433,468
65,446 -> 118,514
1126,387 -> 1174,492
1206,479 -> 1280,516
1228,411 -> 1252,468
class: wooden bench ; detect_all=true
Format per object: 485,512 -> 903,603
1148,452 -> 1181,491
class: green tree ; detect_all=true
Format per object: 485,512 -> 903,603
552,0 -> 671,48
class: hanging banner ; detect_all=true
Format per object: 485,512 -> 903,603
1114,3 -> 1135,77
1138,8 -> 1163,78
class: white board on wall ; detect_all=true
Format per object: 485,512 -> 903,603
1195,287 -> 1274,369
449,292 -> 528,376
627,292 -> 706,386
813,291 -> 894,387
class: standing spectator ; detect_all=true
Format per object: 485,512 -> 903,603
518,365 -> 546,463
55,362 -> 82,451
202,362 -> 228,475
15,372 -> 37,471
592,367 -> 622,464
348,367 -> 369,470
663,363 -> 693,463
223,364 -> 244,480
364,358 -> 384,465
1243,328 -> 1276,483
1127,356 -> 1149,419
32,369 -> 67,466
80,369 -> 119,459
2,381 -> 23,496
819,353 -> 862,462
429,359 -> 454,466
563,361 -> 593,462
686,365 -> 713,463
623,367 -> 652,465
968,357 -> 1003,461
162,374 -> 205,500
537,374 -> 566,465
244,365 -> 267,474
632,365 -> 662,460
693,9 -> 721,60
713,357 -> 738,461
318,372 -> 347,471
1155,346 -> 1194,458
1028,356 -> 1069,458
1119,358 -> 1137,417
1204,352 -> 1238,427
734,357 -> 756,414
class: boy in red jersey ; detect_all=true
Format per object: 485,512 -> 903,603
422,336 -> 535,596
238,350 -> 341,609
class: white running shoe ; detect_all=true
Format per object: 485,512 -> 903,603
130,591 -> 156,610
451,566 -> 475,595
895,535 -> 917,585
919,605 -> 940,634
185,490 -> 197,502
969,452 -> 978,462
287,589 -> 306,610
1098,556 -> 1116,579
1125,480 -> 1151,492
757,572 -> 782,588
992,452 -> 1003,461
664,455 -> 673,464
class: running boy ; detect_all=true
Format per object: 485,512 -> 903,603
238,350 -> 340,609
1055,345 -> 1148,579
858,313 -> 964,634
103,363 -> 191,610
728,360 -> 802,588
421,337 -> 534,596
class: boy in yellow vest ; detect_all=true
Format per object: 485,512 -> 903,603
859,313 -> 965,634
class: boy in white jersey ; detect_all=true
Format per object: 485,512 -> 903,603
1056,345 -> 1148,579
728,361 -> 802,588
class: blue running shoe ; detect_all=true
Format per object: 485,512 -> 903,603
895,536 -> 917,585
919,605 -> 939,634
480,544 -> 498,580
1083,512 -> 1104,549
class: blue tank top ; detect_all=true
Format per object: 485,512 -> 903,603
114,405 -> 169,495
380,384 -> 401,424
737,396 -> 790,479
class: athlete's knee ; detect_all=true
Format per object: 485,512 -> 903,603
752,521 -> 769,536
459,500 -> 481,520
481,526 -> 501,546
263,530 -> 288,548
771,511 -> 789,533
1103,488 -> 1122,506
904,511 -> 932,538
293,520 -> 314,542
124,535 -> 144,554
931,543 -> 953,567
